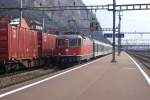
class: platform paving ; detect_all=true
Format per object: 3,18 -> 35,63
0,52 -> 150,100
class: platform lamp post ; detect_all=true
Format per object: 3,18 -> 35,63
19,0 -> 23,27
111,0 -> 116,62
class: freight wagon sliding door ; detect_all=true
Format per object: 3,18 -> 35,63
9,26 -> 18,59
37,32 -> 42,57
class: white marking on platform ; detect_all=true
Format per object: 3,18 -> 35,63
0,57 -> 104,98
128,54 -> 150,85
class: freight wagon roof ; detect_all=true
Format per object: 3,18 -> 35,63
10,18 -> 20,25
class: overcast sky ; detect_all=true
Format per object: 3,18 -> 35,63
82,0 -> 150,44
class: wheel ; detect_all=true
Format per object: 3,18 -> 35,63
4,65 -> 11,73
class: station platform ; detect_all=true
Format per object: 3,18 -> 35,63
0,52 -> 150,100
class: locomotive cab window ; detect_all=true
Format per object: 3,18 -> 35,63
69,38 -> 81,48
57,39 -> 65,48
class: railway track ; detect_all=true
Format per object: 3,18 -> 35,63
0,62 -> 78,89
0,61 -> 77,88
0,59 -> 93,89
0,67 -> 57,89
128,51 -> 150,70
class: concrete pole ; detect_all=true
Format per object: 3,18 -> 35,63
118,11 -> 122,56
112,0 -> 116,62
42,10 -> 45,32
19,0 -> 23,27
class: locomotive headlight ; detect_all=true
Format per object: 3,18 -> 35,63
58,53 -> 61,55
65,49 -> 69,52
73,53 -> 76,55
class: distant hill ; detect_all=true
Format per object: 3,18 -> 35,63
0,0 -> 110,43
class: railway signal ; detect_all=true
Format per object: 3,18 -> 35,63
90,18 -> 99,31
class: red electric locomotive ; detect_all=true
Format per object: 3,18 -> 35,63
55,32 -> 93,65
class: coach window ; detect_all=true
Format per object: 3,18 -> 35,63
57,39 -> 65,48
78,39 -> 81,47
101,45 -> 104,51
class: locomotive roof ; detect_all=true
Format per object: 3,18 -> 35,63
57,34 -> 112,47
57,34 -> 84,39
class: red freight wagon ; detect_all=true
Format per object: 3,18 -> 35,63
37,32 -> 56,58
0,18 -> 38,72
47,33 -> 56,56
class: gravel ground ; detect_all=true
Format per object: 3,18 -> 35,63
0,61 -> 80,89
129,53 -> 150,77
0,67 -> 57,89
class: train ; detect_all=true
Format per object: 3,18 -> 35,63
0,17 -> 112,73
55,32 -> 112,68
0,18 -> 56,73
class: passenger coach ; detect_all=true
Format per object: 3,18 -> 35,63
93,40 -> 112,57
